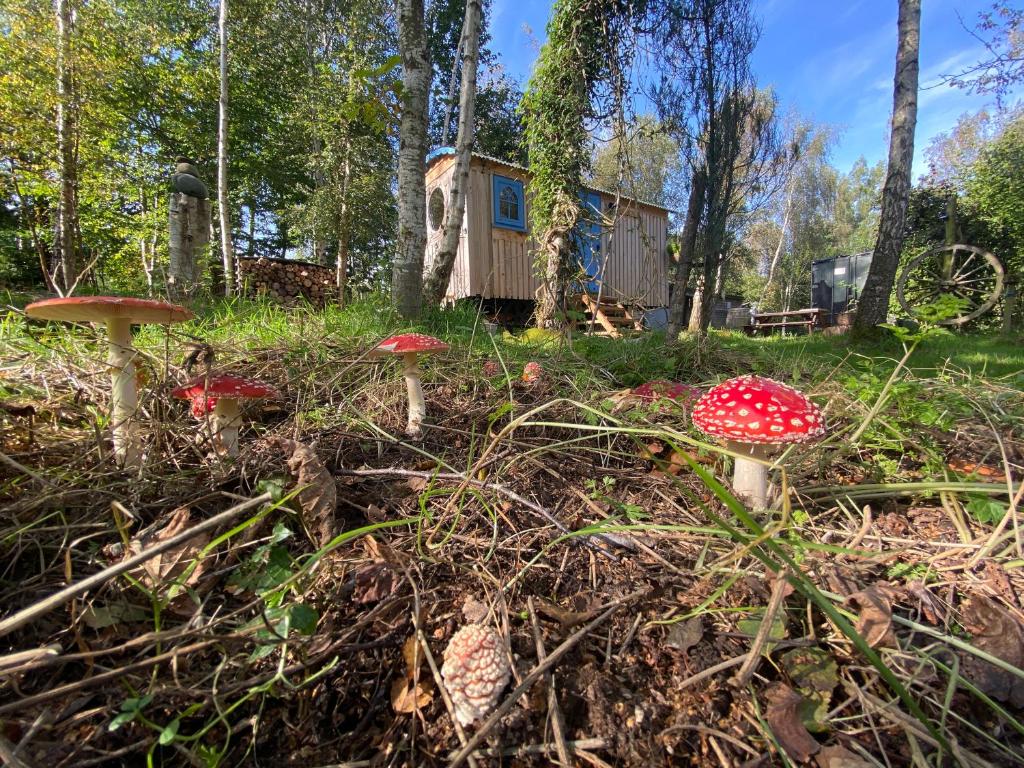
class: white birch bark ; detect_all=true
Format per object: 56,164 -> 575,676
54,0 -> 78,294
423,0 -> 481,305
217,0 -> 236,296
393,0 -> 431,319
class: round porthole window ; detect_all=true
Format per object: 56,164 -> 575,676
429,187 -> 445,231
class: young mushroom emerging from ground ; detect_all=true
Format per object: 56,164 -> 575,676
172,374 -> 278,457
440,623 -> 511,727
691,375 -> 825,510
633,380 -> 702,406
522,361 -> 543,383
25,296 -> 193,466
371,333 -> 449,437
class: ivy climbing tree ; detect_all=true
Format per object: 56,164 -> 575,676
521,0 -> 643,328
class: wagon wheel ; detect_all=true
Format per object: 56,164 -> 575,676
896,244 -> 1005,325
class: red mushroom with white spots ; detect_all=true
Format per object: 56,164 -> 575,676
172,374 -> 278,457
25,296 -> 193,466
632,380 -> 701,406
441,623 -> 511,727
371,333 -> 449,437
690,375 -> 825,510
522,361 -> 543,383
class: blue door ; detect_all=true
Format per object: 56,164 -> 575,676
573,191 -> 603,293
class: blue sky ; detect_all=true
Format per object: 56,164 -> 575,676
488,0 -> 1018,177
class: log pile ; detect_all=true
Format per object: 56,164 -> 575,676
237,257 -> 336,304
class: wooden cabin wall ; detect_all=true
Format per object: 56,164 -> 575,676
424,155 -> 670,306
423,156 -> 473,300
598,199 -> 669,306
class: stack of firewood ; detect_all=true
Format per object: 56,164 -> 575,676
237,257 -> 336,304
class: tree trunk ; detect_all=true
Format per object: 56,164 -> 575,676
305,1 -> 327,266
536,232 -> 568,328
423,0 -> 481,305
853,0 -> 920,332
54,0 -> 78,294
336,137 -> 352,305
393,0 -> 431,319
759,182 -> 792,307
217,0 -> 236,297
666,168 -> 706,339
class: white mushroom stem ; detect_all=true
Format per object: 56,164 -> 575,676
106,317 -> 140,467
402,351 -> 425,437
211,398 -> 242,457
726,440 -> 771,510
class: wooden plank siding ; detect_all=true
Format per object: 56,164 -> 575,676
423,154 -> 670,306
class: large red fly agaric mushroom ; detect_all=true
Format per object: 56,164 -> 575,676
691,375 -> 825,510
441,623 -> 511,727
371,333 -> 449,437
171,374 -> 278,457
25,296 -> 193,466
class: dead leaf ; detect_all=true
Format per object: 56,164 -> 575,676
273,438 -> 337,547
534,598 -> 599,630
815,745 -> 871,768
961,595 -> 1024,707
406,476 -> 429,493
665,616 -> 703,652
905,580 -> 944,625
126,507 -> 209,613
846,587 -> 896,649
782,647 -> 838,733
391,635 -> 434,713
766,683 -> 821,763
390,677 -> 433,713
351,562 -> 398,604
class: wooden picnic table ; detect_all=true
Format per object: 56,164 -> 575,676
744,308 -> 827,336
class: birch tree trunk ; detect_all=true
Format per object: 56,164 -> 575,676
853,0 -> 920,332
54,0 -> 78,294
393,0 -> 431,319
759,181 -> 792,306
336,136 -> 352,305
217,0 -> 236,297
423,0 -> 481,305
666,168 -> 706,340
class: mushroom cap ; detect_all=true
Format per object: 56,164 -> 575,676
691,375 -> 825,444
633,380 -> 701,404
171,374 -> 279,404
440,623 -> 511,727
482,360 -> 501,378
372,333 -> 449,356
26,296 -> 193,325
522,361 -> 543,382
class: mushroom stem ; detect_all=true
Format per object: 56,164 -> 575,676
401,351 -> 425,437
212,398 -> 242,457
106,317 -> 140,466
726,441 -> 771,510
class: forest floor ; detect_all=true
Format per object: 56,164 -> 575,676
1,294 -> 1023,768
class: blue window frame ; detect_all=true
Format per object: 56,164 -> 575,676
492,174 -> 526,231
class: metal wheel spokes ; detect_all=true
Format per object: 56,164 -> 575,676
897,244 -> 1005,325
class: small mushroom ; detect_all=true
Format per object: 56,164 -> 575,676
690,375 -> 825,510
632,380 -> 701,406
371,333 -> 449,437
522,361 -> 543,383
441,623 -> 511,727
171,374 -> 278,457
25,296 -> 193,466
482,360 -> 501,378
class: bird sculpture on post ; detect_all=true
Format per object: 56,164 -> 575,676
168,156 -> 212,300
